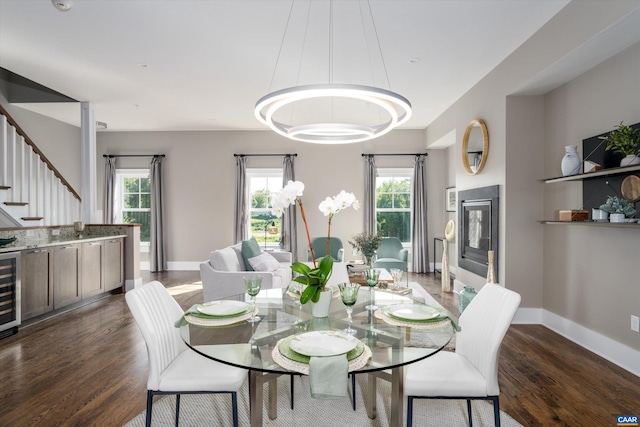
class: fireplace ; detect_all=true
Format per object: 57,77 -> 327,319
458,185 -> 499,280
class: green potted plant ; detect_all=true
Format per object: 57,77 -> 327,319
270,181 -> 359,316
598,122 -> 640,167
599,196 -> 636,223
348,232 -> 382,266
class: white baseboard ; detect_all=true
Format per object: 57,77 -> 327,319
456,280 -> 640,377
140,261 -> 200,271
541,309 -> 640,377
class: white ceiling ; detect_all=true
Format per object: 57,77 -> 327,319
0,0 -> 571,132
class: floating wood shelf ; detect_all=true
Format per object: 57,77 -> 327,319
542,165 -> 640,183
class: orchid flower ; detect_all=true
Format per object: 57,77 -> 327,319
319,190 -> 359,256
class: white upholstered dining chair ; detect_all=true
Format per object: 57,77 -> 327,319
405,283 -> 521,427
125,281 -> 247,427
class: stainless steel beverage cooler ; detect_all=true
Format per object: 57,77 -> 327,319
0,252 -> 20,339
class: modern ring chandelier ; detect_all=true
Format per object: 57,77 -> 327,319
255,0 -> 412,144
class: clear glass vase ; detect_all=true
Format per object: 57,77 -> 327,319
458,286 -> 477,314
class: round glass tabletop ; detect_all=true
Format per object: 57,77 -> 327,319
179,286 -> 454,375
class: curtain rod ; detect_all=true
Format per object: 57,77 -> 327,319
361,152 -> 428,157
234,153 -> 297,157
103,154 -> 165,158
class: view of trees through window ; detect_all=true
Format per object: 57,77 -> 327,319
119,174 -> 151,243
248,171 -> 282,248
376,172 -> 412,243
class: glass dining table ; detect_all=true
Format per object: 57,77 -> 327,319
178,285 -> 455,427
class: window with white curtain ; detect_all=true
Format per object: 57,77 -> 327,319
246,168 -> 283,249
376,168 -> 413,243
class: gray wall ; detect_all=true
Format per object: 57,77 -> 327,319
96,129 -> 443,267
425,1 -> 640,354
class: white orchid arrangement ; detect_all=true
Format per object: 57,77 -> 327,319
271,181 -> 359,304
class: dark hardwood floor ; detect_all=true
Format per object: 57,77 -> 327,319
0,271 -> 638,426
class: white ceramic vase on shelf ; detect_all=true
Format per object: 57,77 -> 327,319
620,155 -> 640,167
561,145 -> 581,176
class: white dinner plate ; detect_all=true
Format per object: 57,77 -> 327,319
384,304 -> 440,321
289,331 -> 358,357
198,300 -> 250,316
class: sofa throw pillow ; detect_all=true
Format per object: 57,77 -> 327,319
248,252 -> 280,272
241,237 -> 262,271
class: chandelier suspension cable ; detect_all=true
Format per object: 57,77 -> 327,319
268,0 -> 296,93
366,0 -> 392,90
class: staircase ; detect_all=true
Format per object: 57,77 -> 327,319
0,105 -> 81,227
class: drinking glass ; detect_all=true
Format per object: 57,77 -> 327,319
338,282 -> 359,336
390,268 -> 404,289
244,276 -> 262,323
363,268 -> 380,311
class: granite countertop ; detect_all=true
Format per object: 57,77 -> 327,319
0,234 -> 127,254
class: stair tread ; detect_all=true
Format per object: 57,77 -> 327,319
4,202 -> 28,206
21,217 -> 43,221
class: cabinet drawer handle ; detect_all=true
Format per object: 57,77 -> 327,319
29,249 -> 43,254
89,242 -> 101,246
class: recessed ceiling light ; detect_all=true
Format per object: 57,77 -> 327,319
409,57 -> 421,63
137,63 -> 148,68
51,0 -> 72,12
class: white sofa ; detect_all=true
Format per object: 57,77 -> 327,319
200,243 -> 293,302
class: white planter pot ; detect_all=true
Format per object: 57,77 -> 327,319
311,289 -> 332,318
610,213 -> 626,223
620,155 -> 640,167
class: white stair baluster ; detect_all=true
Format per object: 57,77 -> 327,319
9,127 -> 16,201
43,163 -> 49,225
1,115 -> 7,186
27,145 -> 34,217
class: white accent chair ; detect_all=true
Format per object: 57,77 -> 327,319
125,281 -> 247,427
200,243 -> 292,302
405,283 -> 521,427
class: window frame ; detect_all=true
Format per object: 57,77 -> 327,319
246,168 -> 284,249
375,168 -> 413,246
115,169 -> 151,250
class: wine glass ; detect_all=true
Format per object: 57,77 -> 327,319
244,276 -> 262,323
390,268 -> 404,290
338,282 -> 359,336
363,268 -> 380,311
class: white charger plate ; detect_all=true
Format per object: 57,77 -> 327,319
289,331 -> 358,357
384,304 -> 440,321
198,300 -> 250,316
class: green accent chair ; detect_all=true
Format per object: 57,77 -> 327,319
373,237 -> 408,271
306,237 -> 345,262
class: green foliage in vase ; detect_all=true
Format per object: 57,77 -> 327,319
598,122 -> 640,156
348,232 -> 382,259
291,256 -> 333,304
599,196 -> 636,216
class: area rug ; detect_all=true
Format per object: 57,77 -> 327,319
125,375 -> 522,427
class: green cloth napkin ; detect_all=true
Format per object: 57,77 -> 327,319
437,308 -> 461,332
309,354 -> 348,399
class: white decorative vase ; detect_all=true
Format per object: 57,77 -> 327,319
620,155 -> 640,167
561,145 -> 581,176
311,289 -> 332,317
609,213 -> 625,223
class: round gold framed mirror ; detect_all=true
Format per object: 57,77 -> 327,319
462,119 -> 489,175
